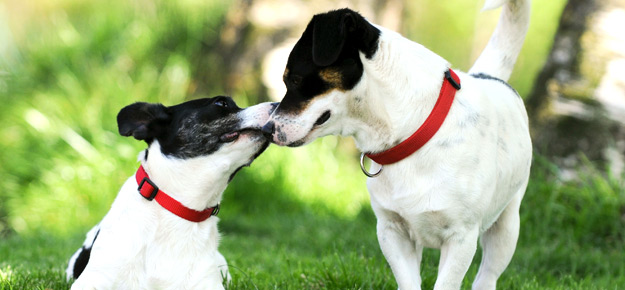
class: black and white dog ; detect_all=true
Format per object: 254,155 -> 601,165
262,0 -> 532,289
66,97 -> 276,289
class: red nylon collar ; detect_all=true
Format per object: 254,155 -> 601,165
135,165 -> 219,222
365,69 -> 461,165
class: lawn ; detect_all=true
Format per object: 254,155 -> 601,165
2,154 -> 624,289
1,0 -> 624,289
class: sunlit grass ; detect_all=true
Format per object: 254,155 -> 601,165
250,137 -> 370,218
2,158 -> 624,289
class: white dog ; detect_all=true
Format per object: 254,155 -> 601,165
261,0 -> 532,289
66,97 -> 276,289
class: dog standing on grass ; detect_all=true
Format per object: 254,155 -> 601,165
66,97 -> 276,289
261,0 -> 532,289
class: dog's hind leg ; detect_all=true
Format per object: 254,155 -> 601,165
472,191 -> 524,290
66,224 -> 101,281
376,216 -> 423,290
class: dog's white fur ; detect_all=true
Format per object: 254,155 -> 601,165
266,0 -> 532,289
70,103 -> 274,290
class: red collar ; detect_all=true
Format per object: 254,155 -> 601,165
135,165 -> 219,222
365,69 -> 461,165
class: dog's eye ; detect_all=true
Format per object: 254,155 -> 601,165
290,75 -> 303,86
214,100 -> 228,108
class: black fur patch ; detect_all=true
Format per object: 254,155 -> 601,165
72,229 -> 100,279
117,97 -> 250,158
470,73 -> 520,97
276,8 -> 380,114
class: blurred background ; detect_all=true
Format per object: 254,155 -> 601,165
1,0 -> 624,288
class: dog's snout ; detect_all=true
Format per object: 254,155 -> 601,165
261,121 -> 275,139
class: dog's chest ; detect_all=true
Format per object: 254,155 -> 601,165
108,227 -> 222,289
92,180 -> 224,288
386,205 -> 467,248
367,167 -> 481,248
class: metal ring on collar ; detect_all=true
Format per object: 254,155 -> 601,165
360,153 -> 383,178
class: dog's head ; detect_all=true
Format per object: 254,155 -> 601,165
262,8 -> 380,147
117,97 -> 276,179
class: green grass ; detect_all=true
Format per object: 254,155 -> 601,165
2,0 -> 624,289
2,157 -> 625,289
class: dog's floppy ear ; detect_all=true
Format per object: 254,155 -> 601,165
312,9 -> 380,66
117,102 -> 171,141
312,11 -> 356,66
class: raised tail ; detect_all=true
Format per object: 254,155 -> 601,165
469,0 -> 531,81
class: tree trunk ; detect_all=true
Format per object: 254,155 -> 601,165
527,0 -> 625,176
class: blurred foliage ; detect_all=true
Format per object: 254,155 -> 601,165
0,0 -> 235,235
0,0 -> 579,238
0,0 -> 370,236
402,0 -> 568,98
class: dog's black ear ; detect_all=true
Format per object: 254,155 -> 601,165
312,9 -> 380,66
312,11 -> 354,66
117,102 -> 171,141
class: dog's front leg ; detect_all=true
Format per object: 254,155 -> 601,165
434,227 -> 479,290
377,217 -> 423,290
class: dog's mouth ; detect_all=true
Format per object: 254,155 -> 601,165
219,128 -> 264,143
219,131 -> 240,143
221,102 -> 277,144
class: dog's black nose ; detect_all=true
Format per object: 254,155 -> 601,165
261,121 -> 275,139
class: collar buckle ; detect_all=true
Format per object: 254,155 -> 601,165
138,177 -> 159,201
445,70 -> 461,90
134,165 -> 218,222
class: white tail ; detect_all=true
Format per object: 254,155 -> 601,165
469,0 -> 531,81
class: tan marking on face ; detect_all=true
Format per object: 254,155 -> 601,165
320,68 -> 345,90
283,68 -> 289,80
